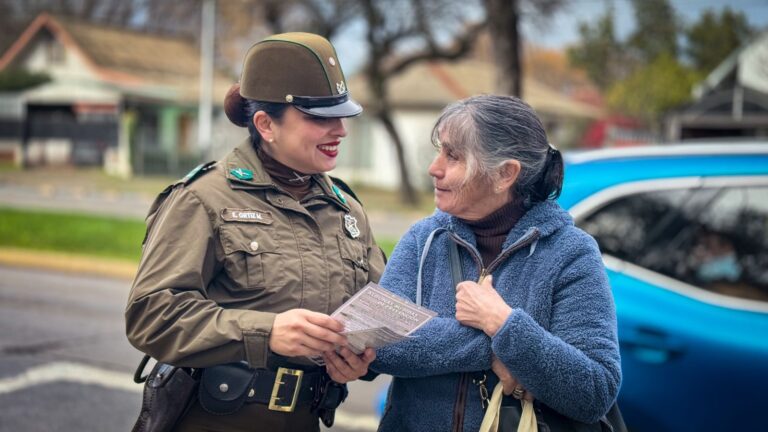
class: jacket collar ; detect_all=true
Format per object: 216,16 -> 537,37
224,139 -> 273,187
224,139 -> 349,210
438,200 -> 573,247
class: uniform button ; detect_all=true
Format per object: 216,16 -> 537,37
248,388 -> 255,398
219,383 -> 229,393
250,241 -> 259,251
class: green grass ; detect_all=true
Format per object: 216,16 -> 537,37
0,161 -> 20,173
377,237 -> 397,258
0,207 -> 399,263
0,208 -> 146,261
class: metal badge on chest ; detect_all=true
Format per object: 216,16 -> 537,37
343,214 -> 360,239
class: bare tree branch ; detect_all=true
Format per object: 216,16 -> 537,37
386,20 -> 486,76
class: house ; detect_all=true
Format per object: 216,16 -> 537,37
338,58 -> 604,191
665,31 -> 768,141
0,13 -> 238,176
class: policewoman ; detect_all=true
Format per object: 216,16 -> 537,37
125,33 -> 385,432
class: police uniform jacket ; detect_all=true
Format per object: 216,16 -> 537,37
125,139 -> 386,369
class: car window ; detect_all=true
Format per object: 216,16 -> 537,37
580,185 -> 768,302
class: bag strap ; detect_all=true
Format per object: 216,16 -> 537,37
449,239 -> 463,289
448,239 -> 467,432
133,354 -> 151,384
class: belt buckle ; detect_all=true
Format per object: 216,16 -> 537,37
269,367 -> 304,412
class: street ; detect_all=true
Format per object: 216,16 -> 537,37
0,265 -> 388,432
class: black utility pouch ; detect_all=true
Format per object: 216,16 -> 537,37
198,362 -> 256,415
132,355 -> 199,432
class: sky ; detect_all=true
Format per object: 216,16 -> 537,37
334,0 -> 768,73
525,0 -> 768,49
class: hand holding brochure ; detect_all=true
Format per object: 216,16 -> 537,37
310,282 -> 437,364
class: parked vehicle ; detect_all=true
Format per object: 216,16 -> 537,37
561,143 -> 768,432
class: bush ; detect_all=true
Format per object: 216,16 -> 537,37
0,69 -> 50,92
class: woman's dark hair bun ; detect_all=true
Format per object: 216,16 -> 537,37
224,83 -> 249,127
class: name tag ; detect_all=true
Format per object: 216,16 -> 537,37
221,208 -> 274,224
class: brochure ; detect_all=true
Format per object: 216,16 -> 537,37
309,282 -> 437,365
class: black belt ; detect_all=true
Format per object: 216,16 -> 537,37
198,363 -> 345,415
248,367 -> 322,410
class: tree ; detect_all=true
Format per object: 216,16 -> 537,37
685,7 -> 754,74
483,0 -> 562,96
567,3 -> 624,90
360,0 -> 486,204
627,0 -> 678,63
607,53 -> 700,128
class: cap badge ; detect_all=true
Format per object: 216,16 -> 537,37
336,81 -> 346,94
344,214 -> 360,239
230,168 -> 253,180
328,57 -> 336,66
285,94 -> 294,103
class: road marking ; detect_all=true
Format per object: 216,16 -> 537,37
0,362 -> 380,431
0,361 -> 139,394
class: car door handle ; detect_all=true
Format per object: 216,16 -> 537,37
620,327 -> 684,364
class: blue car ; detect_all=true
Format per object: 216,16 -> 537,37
561,143 -> 768,432
376,143 -> 768,431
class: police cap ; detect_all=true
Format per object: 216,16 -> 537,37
239,32 -> 362,118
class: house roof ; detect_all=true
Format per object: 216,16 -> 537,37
348,58 -> 603,119
0,13 -> 233,104
693,30 -> 768,99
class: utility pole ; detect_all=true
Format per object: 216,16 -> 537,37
198,0 -> 215,159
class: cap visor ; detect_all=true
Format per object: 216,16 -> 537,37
294,99 -> 363,118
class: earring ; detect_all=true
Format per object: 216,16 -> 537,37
268,138 -> 274,143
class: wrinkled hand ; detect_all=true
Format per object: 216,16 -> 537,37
455,275 -> 512,336
492,356 -> 534,402
323,347 -> 376,384
269,309 -> 347,357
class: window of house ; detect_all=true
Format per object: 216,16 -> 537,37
41,33 -> 65,65
580,184 -> 768,302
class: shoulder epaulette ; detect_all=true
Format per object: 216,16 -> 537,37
181,161 -> 217,185
330,176 -> 361,205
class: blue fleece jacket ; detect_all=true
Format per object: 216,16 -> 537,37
373,200 -> 621,432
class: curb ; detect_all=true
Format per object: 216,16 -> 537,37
0,247 -> 137,280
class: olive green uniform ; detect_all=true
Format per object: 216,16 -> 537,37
125,139 -> 386,370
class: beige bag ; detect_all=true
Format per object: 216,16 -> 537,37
478,383 -> 537,432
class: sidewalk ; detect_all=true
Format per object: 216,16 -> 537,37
0,247 -> 138,280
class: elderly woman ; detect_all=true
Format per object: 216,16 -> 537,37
373,95 -> 621,432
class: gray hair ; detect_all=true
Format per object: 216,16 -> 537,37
430,94 -> 563,203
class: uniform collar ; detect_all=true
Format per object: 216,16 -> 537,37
224,139 -> 350,211
311,173 -> 350,211
224,139 -> 274,187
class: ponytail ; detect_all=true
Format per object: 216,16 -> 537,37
529,147 -> 564,203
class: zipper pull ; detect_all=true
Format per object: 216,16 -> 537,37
477,268 -> 487,284
473,373 -> 490,409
